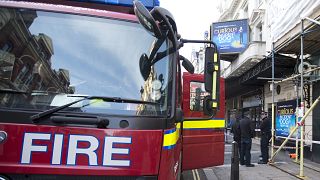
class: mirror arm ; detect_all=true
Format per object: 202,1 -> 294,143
149,36 -> 166,63
151,46 -> 175,65
150,38 -> 183,65
179,39 -> 218,52
151,8 -> 177,51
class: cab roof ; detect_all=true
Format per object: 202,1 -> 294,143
0,0 -> 139,22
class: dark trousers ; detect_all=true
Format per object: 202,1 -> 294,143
260,134 -> 269,162
240,138 -> 252,165
234,139 -> 241,157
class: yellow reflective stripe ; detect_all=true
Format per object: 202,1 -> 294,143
212,102 -> 218,108
214,65 -> 219,71
212,71 -> 217,100
176,122 -> 181,129
163,131 -> 179,147
214,53 -> 218,63
163,128 -> 179,148
183,119 -> 225,129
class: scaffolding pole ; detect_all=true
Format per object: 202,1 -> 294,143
295,83 -> 299,163
273,67 -> 320,84
299,19 -> 305,178
271,42 -> 275,162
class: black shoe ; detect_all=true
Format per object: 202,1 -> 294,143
240,162 -> 245,165
258,161 -> 267,164
246,164 -> 255,167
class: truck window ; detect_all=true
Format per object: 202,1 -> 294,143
0,7 -> 173,117
189,81 -> 209,112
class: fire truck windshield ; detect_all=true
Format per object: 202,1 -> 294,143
0,7 -> 172,117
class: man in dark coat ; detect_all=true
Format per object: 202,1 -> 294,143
258,112 -> 271,164
240,114 -> 255,167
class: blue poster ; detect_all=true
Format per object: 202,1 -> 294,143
211,19 -> 248,54
276,100 -> 299,138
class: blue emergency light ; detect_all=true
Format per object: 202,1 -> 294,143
71,0 -> 160,9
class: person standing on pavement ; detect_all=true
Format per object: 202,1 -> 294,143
258,112 -> 271,164
240,112 -> 255,167
231,111 -> 241,155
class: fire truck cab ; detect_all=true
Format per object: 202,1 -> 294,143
0,0 -> 225,179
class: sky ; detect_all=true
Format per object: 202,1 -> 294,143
160,0 -> 220,59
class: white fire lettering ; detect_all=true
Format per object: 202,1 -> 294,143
20,133 -> 132,166
21,133 -> 51,164
67,135 -> 99,166
103,137 -> 131,166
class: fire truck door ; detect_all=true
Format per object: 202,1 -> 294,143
181,73 -> 225,170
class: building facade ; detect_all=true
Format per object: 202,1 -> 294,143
266,0 -> 320,162
217,0 -> 268,129
217,0 -> 320,162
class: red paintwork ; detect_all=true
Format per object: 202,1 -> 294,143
181,72 -> 225,170
0,1 -> 137,22
158,138 -> 182,180
0,123 -> 162,176
182,130 -> 224,170
182,72 -> 225,119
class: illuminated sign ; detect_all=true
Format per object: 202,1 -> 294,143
276,100 -> 300,138
211,19 -> 248,54
70,0 -> 160,9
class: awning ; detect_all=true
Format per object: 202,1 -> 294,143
239,55 -> 296,85
274,10 -> 320,55
276,24 -> 320,55
225,54 -> 296,99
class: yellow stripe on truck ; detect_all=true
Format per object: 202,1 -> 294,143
163,123 -> 180,150
162,119 -> 225,150
183,119 -> 225,129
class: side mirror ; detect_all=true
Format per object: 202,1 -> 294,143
139,53 -> 151,80
179,55 -> 194,74
204,47 -> 220,110
133,0 -> 162,39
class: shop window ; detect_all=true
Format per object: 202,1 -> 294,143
190,81 -> 209,111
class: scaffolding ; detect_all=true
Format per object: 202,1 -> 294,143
269,17 -> 320,179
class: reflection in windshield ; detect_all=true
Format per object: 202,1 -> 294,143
0,7 -> 171,116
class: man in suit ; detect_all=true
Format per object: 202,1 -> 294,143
258,112 -> 271,164
240,112 -> 255,167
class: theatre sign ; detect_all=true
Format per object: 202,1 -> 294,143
211,19 -> 248,54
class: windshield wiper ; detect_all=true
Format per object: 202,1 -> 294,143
30,96 -> 158,123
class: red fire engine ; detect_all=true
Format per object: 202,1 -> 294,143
0,0 -> 225,179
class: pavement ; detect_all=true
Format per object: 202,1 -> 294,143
182,133 -> 320,180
